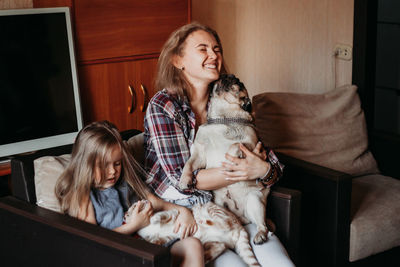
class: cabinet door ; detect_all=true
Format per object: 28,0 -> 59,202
78,58 -> 157,131
74,0 -> 189,62
129,58 -> 158,130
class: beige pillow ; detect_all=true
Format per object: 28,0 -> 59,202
253,84 -> 379,176
34,154 -> 71,212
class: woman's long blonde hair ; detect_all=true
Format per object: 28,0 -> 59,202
155,21 -> 226,98
55,121 -> 148,218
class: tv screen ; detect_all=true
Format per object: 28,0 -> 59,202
0,7 -> 83,158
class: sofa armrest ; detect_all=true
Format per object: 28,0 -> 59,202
276,152 -> 352,267
268,186 -> 301,264
11,144 -> 72,204
0,196 -> 170,267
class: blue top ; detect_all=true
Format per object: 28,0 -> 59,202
90,180 -> 137,230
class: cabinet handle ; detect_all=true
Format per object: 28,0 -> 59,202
140,84 -> 148,112
128,85 -> 136,114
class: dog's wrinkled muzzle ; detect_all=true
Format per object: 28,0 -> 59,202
242,98 -> 252,112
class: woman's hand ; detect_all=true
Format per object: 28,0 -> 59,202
221,143 -> 270,182
252,141 -> 267,160
174,207 -> 198,239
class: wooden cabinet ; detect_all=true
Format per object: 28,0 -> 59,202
34,0 -> 190,131
78,58 -> 157,131
74,0 -> 189,62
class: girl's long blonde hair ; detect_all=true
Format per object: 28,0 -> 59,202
155,21 -> 226,98
55,121 -> 148,218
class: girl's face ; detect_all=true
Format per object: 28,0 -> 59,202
176,30 -> 222,89
94,144 -> 122,189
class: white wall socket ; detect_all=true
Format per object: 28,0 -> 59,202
334,44 -> 352,60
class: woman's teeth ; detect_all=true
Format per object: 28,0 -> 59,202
204,64 -> 216,69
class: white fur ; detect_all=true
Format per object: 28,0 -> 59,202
179,79 -> 271,245
125,201 -> 261,266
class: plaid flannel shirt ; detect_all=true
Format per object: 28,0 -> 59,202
143,89 -> 283,200
144,89 -> 212,201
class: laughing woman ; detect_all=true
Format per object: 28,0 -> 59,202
144,22 -> 295,267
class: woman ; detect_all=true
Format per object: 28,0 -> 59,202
144,22 -> 294,266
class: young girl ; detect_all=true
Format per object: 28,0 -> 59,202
55,120 -> 203,267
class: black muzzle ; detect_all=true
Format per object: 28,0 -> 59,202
241,98 -> 252,112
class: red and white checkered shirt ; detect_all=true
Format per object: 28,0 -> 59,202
143,89 -> 283,200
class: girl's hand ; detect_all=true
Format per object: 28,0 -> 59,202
126,200 -> 154,230
222,143 -> 270,182
173,207 -> 198,239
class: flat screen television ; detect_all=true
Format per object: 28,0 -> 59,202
0,7 -> 83,159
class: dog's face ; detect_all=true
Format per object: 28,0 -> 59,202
211,74 -> 252,112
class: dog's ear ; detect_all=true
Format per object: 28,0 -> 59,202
210,79 -> 222,97
220,74 -> 234,93
228,75 -> 246,94
211,74 -> 233,96
211,74 -> 248,97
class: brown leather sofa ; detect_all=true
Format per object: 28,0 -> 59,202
252,87 -> 400,267
277,152 -> 400,267
0,129 -> 301,266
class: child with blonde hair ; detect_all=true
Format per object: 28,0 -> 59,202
55,121 -> 203,267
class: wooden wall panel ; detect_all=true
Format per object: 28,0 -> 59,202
0,0 -> 32,9
192,0 -> 354,97
32,0 -> 72,8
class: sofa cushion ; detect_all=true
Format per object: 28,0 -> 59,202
34,154 -> 70,212
33,134 -> 145,212
252,84 -> 379,176
350,174 -> 400,261
126,132 -> 145,165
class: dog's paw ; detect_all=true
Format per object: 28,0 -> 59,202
178,180 -> 190,190
178,176 -> 192,190
253,230 -> 269,245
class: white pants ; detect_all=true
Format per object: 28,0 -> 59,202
206,223 -> 295,267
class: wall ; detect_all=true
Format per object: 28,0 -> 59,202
192,0 -> 354,97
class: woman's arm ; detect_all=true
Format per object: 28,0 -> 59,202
195,159 -> 269,190
195,167 -> 237,190
196,143 -> 281,190
145,99 -> 194,191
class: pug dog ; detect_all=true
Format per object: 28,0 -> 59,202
178,74 -> 272,245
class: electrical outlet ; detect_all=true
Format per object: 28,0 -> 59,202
334,44 -> 352,60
